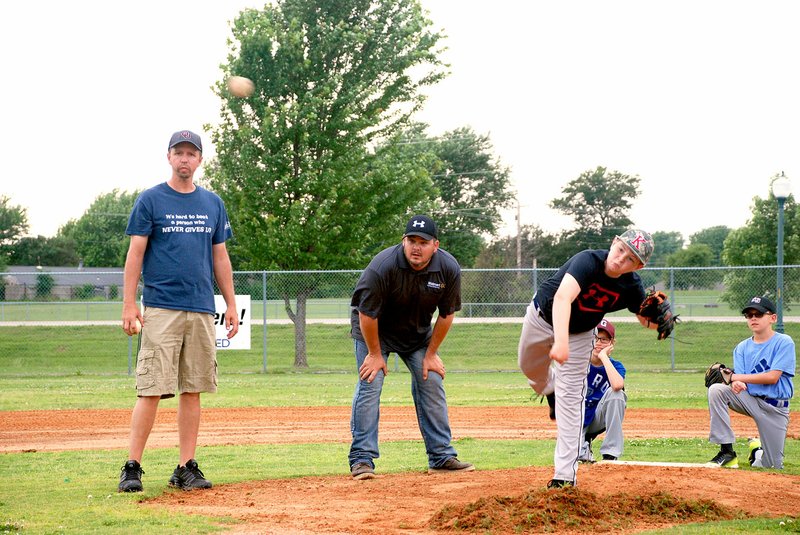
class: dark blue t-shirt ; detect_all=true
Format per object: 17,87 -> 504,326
350,244 -> 462,353
584,357 -> 626,427
126,182 -> 232,314
536,249 -> 645,333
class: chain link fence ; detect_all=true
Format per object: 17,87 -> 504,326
1,266 -> 798,375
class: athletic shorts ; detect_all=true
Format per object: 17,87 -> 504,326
135,307 -> 217,398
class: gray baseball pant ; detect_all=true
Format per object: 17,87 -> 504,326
584,388 -> 627,459
707,382 -> 790,469
518,301 -> 593,484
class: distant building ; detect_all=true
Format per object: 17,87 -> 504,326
2,266 -> 124,300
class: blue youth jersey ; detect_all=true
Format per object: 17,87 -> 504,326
584,357 -> 626,427
733,332 -> 795,400
126,182 -> 232,314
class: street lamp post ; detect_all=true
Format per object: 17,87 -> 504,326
772,172 -> 792,333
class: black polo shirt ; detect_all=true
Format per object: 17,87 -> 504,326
350,244 -> 462,353
536,249 -> 645,334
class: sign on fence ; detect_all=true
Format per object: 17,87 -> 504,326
214,295 -> 251,350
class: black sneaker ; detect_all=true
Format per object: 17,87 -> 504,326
602,454 -> 618,461
706,450 -> 738,468
168,459 -> 212,490
547,478 -> 573,489
350,462 -> 376,480
428,457 -> 475,474
546,393 -> 556,421
118,460 -> 144,493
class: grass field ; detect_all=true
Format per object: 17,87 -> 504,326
1,321 -> 798,533
3,321 -> 800,376
1,287 -> 790,322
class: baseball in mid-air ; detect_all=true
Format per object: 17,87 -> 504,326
227,76 -> 255,98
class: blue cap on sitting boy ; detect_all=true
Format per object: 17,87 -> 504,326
404,215 -> 438,241
741,296 -> 776,315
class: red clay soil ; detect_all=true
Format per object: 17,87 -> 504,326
4,406 -> 796,452
2,406 -> 799,533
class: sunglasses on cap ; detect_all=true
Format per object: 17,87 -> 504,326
743,311 -> 773,319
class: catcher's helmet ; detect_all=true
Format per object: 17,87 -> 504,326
616,229 -> 654,265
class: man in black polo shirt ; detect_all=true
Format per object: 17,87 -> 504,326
348,215 -> 474,480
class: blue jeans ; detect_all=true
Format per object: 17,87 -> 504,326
348,339 -> 458,469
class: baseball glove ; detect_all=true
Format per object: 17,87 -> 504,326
705,362 -> 733,388
638,290 -> 678,340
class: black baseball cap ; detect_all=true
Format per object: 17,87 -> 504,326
168,130 -> 202,152
404,214 -> 438,240
741,296 -> 777,314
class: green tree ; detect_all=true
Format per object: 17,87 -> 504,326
0,196 -> 29,270
690,225 -> 731,266
59,189 -> 140,267
8,235 -> 79,267
476,224 -> 558,269
426,127 -> 513,267
721,184 -> 800,309
208,0 -> 446,367
648,231 -> 684,267
666,243 -> 714,289
35,273 -> 54,300
550,166 -> 641,250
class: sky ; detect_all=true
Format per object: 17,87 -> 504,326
3,0 -> 800,244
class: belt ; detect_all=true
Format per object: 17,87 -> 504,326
532,294 -> 551,324
755,396 -> 790,408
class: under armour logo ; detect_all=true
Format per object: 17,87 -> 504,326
629,232 -> 646,250
412,220 -> 425,228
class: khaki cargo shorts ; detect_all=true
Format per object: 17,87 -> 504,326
135,307 -> 217,398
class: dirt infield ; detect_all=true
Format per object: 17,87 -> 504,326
2,406 -> 799,533
4,405 -> 794,452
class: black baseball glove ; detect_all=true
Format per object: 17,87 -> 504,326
704,362 -> 733,388
638,290 -> 679,340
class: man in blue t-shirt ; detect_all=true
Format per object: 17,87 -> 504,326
117,130 -> 239,493
706,295 -> 796,469
577,319 -> 627,463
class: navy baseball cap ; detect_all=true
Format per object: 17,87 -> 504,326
168,130 -> 202,152
404,215 -> 438,240
741,296 -> 776,314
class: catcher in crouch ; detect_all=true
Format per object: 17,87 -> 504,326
704,295 -> 795,469
518,229 -> 677,489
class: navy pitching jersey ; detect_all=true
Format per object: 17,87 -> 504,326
536,250 -> 645,334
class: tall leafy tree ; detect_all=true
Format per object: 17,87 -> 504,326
648,231 -> 684,267
550,166 -> 640,235
0,196 -> 29,270
208,0 -> 446,367
690,225 -> 731,266
427,127 -> 513,267
59,189 -> 141,267
7,235 -> 79,267
550,166 -> 640,251
721,183 -> 799,308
